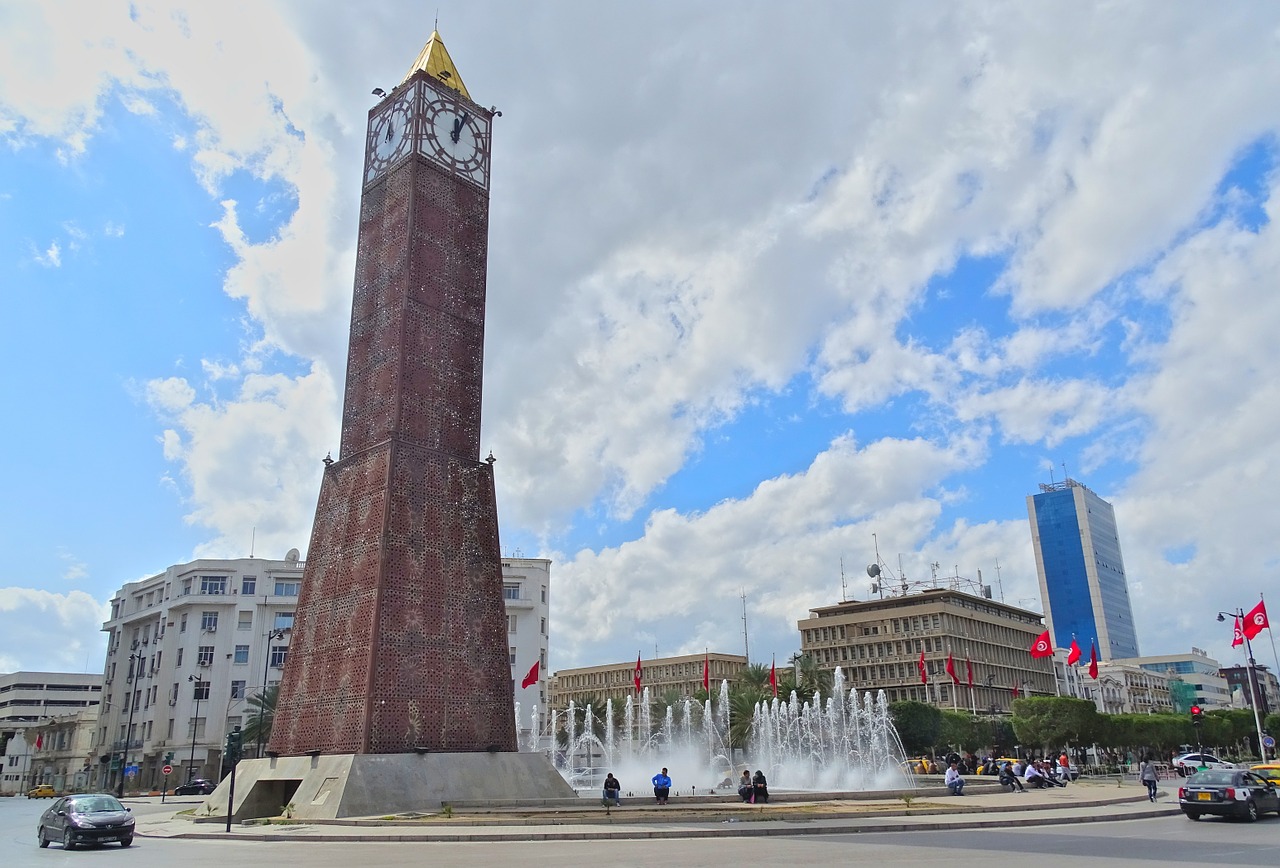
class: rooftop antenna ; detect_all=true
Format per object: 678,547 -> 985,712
994,558 -> 1006,602
840,556 -> 848,603
1049,464 -> 1056,485
740,589 -> 750,664
250,526 -> 256,558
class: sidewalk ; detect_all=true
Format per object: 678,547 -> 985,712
134,779 -> 1181,843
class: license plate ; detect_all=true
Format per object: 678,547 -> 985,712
1196,792 -> 1212,801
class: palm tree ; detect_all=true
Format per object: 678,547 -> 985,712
239,684 -> 278,755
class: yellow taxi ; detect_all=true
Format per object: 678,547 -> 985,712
1250,763 -> 1280,785
26,784 -> 56,798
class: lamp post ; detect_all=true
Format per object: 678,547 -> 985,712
1216,610 -> 1269,761
187,674 -> 204,783
115,640 -> 147,798
258,628 -> 286,758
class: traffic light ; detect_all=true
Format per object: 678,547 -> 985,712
165,751 -> 174,763
224,726 -> 243,763
1190,704 -> 1203,726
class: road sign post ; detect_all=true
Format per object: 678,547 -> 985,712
161,764 -> 173,804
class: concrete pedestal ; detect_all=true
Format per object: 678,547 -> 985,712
205,752 -> 575,820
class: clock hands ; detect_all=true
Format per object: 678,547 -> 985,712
450,112 -> 470,144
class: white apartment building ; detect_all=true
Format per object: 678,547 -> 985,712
0,671 -> 102,794
504,557 -> 551,744
98,553 -> 304,792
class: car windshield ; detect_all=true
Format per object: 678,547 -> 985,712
1187,771 -> 1235,785
68,795 -> 125,813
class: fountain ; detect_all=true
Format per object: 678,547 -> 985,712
545,667 -> 913,794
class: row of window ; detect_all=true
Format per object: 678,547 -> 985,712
184,575 -> 301,597
507,614 -> 547,635
179,611 -> 293,633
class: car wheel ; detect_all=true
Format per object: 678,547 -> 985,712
119,836 -> 133,848
63,828 -> 76,851
38,828 -> 49,849
1244,800 -> 1258,822
1186,811 -> 1201,821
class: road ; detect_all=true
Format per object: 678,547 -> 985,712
4,795 -> 1279,867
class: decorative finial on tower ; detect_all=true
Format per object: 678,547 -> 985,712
323,452 -> 334,467
485,451 -> 496,465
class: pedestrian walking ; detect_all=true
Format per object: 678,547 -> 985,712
1139,756 -> 1159,802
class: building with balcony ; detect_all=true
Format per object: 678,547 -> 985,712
1219,664 -> 1277,716
503,557 -> 551,741
0,671 -> 102,794
98,553 -> 304,792
23,706 -> 101,792
1088,660 -> 1172,714
797,589 -> 1055,714
1121,648 -> 1231,711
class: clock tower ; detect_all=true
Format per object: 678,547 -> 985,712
269,31 -> 514,757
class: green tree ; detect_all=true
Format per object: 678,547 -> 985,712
1010,697 -> 1100,751
938,711 -> 976,753
889,700 -> 942,755
1265,712 -> 1280,739
239,684 -> 278,753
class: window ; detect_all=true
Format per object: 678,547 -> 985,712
176,648 -> 184,667
201,611 -> 218,631
541,586 -> 547,603
180,613 -> 188,633
540,617 -> 546,635
509,647 -> 517,666
234,645 -> 250,664
269,645 -> 288,668
192,679 -> 209,701
241,576 -> 256,595
508,614 -> 517,633
237,611 -> 252,631
200,575 -> 227,595
188,717 -> 206,738
197,646 -> 214,666
503,583 -> 521,600
274,612 -> 294,631
230,680 -> 246,699
182,578 -> 191,596
273,580 -> 300,596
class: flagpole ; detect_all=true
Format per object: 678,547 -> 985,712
1262,593 -> 1280,694
1243,629 -> 1268,762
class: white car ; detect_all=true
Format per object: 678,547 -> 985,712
1172,752 -> 1235,776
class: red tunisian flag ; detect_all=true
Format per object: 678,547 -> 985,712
769,657 -> 778,697
1232,616 -> 1245,648
1243,599 -> 1270,640
35,732 -> 43,750
703,651 -> 710,694
1029,630 -> 1054,659
966,658 -> 973,688
520,660 -> 540,689
1066,638 -> 1081,666
634,653 -> 643,694
1088,641 -> 1099,680
945,653 -> 959,684
917,650 -> 927,684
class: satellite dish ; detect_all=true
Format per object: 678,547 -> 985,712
867,563 -> 881,579
285,548 -> 300,564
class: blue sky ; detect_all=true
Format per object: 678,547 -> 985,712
3,1 -> 1280,681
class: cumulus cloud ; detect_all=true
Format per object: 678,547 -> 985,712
0,588 -> 108,673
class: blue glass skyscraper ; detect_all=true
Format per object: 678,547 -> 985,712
1026,478 -> 1140,661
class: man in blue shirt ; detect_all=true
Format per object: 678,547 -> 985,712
652,767 -> 672,804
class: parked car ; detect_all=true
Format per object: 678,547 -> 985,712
26,784 -> 56,799
36,793 -> 135,849
1178,769 -> 1280,822
1171,752 -> 1235,776
173,777 -> 217,796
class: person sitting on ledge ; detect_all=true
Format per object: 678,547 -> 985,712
945,760 -> 966,796
998,761 -> 1025,793
603,772 -> 621,806
652,767 -> 672,805
738,769 -> 753,802
752,769 -> 770,803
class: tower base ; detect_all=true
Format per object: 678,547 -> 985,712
206,752 -> 576,821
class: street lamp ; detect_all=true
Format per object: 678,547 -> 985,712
1216,610 -> 1269,761
115,640 -> 148,798
187,674 -> 204,783
257,628 -> 286,758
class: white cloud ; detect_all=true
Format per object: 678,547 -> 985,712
33,240 -> 61,267
0,587 -> 109,673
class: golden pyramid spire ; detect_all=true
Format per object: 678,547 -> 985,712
403,30 -> 470,99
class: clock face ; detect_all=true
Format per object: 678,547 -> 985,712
366,94 -> 415,183
421,93 -> 490,189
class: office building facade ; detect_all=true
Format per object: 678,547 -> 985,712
0,671 -> 103,794
1027,478 -> 1140,661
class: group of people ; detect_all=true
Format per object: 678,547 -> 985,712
601,767 -> 770,806
943,753 -> 1074,796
